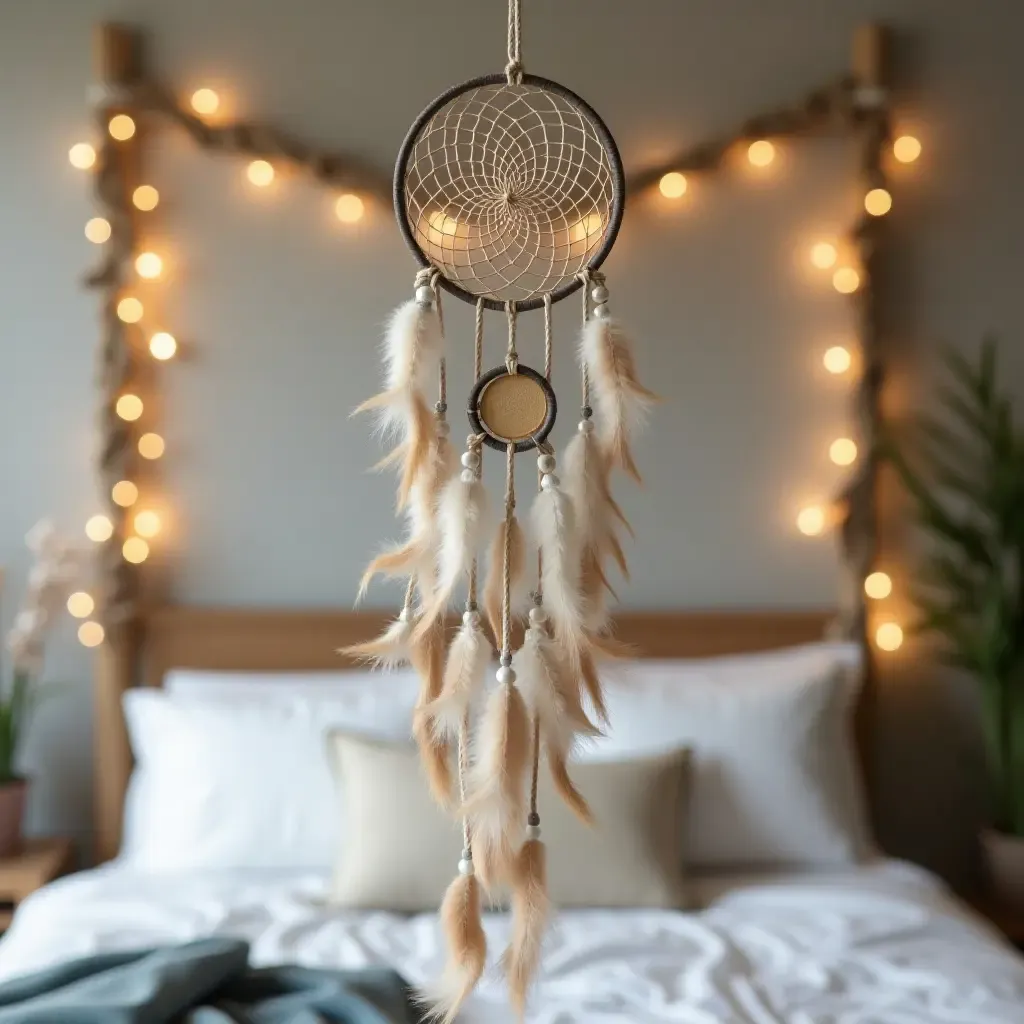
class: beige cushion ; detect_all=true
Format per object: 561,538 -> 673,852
325,731 -> 691,912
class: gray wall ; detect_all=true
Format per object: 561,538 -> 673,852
2,0 -> 1023,888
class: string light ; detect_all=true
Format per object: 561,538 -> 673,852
246,160 -> 275,187
893,135 -> 922,164
190,88 -> 220,116
68,143 -> 96,169
85,217 -> 111,244
84,515 -> 113,542
149,332 -> 177,360
823,346 -> 852,374
335,194 -> 365,223
833,267 -> 860,294
133,185 -> 160,211
747,140 -> 775,167
77,621 -> 105,648
659,172 -> 687,198
876,622 -> 904,652
111,480 -> 139,507
122,537 -> 150,564
797,506 -> 826,536
138,433 -> 166,459
135,252 -> 163,279
864,571 -> 893,599
108,114 -> 136,141
829,438 -> 858,466
115,394 -> 143,421
810,242 -> 837,269
67,592 -> 95,618
117,297 -> 144,323
133,510 -> 161,538
864,188 -> 892,216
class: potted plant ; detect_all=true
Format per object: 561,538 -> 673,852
883,338 -> 1024,905
1,521 -> 78,856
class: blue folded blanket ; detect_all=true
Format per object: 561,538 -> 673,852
0,939 -> 423,1023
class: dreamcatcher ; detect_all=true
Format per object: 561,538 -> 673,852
346,1 -> 653,1018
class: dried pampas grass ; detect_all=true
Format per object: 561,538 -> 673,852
421,615 -> 492,743
579,316 -> 656,483
482,517 -> 529,643
410,619 -> 452,806
422,871 -> 487,1024
463,682 -> 530,889
502,837 -> 549,1017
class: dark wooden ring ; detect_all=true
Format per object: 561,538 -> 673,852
467,363 -> 557,453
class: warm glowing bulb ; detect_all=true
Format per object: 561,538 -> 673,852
85,515 -> 113,542
823,346 -> 853,374
117,297 -> 144,323
133,185 -> 160,211
829,438 -> 858,466
111,480 -> 139,507
893,135 -> 922,164
67,592 -> 95,618
659,172 -> 688,198
190,88 -> 220,116
78,621 -> 105,648
134,510 -> 161,538
138,433 -> 166,459
149,332 -> 177,360
335,193 -> 364,223
810,242 -> 838,269
865,188 -> 893,216
135,252 -> 163,279
247,160 -> 275,187
876,622 -> 904,652
85,217 -> 111,244
747,140 -> 775,167
864,571 -> 893,599
115,394 -> 143,421
797,506 -> 826,537
69,143 -> 96,169
123,537 -> 150,564
108,114 -> 136,141
833,267 -> 861,294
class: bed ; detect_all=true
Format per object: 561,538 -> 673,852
2,608 -> 1023,1023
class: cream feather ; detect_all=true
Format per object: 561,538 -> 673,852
463,682 -> 530,890
482,517 -> 530,643
421,872 -> 487,1024
502,837 -> 549,1018
579,317 -> 656,482
411,619 -> 452,807
421,617 -> 492,742
338,613 -> 411,670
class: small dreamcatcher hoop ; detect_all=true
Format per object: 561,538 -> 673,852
347,2 -> 653,1019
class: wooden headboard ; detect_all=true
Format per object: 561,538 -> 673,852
93,605 -> 835,863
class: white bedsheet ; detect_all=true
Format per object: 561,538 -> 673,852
0,859 -> 1022,1022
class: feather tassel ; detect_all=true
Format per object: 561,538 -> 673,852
410,619 -> 452,806
579,317 -> 656,483
463,682 -> 530,889
339,612 -> 411,670
503,837 -> 550,1017
422,871 -> 487,1024
420,616 -> 492,742
482,517 -> 529,643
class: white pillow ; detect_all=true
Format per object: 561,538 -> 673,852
584,642 -> 872,870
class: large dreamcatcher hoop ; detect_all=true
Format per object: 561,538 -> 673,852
346,2 -> 653,1019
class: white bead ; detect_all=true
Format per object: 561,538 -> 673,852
496,665 -> 516,685
528,606 -> 547,625
591,285 -> 609,303
593,303 -> 611,319
460,468 -> 476,484
541,473 -> 560,490
537,453 -> 556,473
463,610 -> 480,627
578,419 -> 594,434
461,450 -> 481,469
526,824 -> 541,841
458,858 -> 474,877
436,420 -> 450,437
415,285 -> 433,306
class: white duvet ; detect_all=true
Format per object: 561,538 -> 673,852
0,859 -> 1022,1023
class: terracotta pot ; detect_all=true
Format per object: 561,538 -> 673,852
982,828 -> 1024,911
0,779 -> 27,858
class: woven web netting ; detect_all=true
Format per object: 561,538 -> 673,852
402,82 -> 615,304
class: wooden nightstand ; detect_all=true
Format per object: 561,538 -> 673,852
0,838 -> 74,929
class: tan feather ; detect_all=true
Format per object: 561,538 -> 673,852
421,619 -> 492,742
548,749 -> 593,825
463,683 -> 530,890
410,620 -> 452,806
482,517 -> 527,643
502,838 -> 550,1017
421,872 -> 487,1024
338,614 -> 411,670
356,542 -> 420,604
579,648 -> 609,726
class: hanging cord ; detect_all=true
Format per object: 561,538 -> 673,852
466,298 -> 486,611
505,301 -> 519,374
506,0 -> 523,84
429,271 -> 447,411
501,442 -> 516,660
543,293 -> 553,380
577,269 -> 599,413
